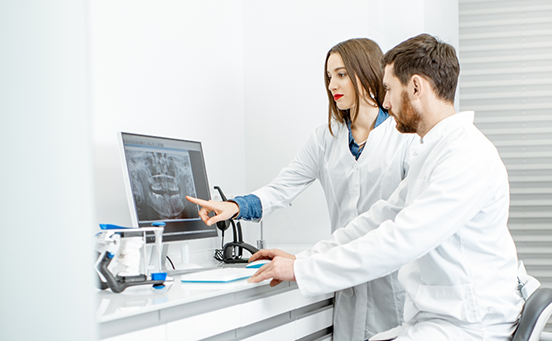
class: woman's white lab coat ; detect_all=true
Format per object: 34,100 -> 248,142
252,116 -> 416,340
294,112 -> 524,340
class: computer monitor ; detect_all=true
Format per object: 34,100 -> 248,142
119,132 -> 218,243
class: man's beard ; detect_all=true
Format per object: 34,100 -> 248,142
390,91 -> 422,134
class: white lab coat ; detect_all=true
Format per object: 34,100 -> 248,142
252,116 -> 416,340
294,111 -> 524,340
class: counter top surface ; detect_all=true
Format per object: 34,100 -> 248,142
96,244 -> 313,323
96,267 -> 279,323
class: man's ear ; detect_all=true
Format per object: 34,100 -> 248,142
410,75 -> 424,97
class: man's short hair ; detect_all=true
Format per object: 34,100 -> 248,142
382,34 -> 460,103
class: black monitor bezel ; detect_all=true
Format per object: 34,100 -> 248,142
119,132 -> 218,243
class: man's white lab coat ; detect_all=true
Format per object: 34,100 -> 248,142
294,111 -> 524,340
253,116 -> 416,340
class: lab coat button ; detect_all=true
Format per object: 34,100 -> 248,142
413,151 -> 419,156
353,164 -> 358,170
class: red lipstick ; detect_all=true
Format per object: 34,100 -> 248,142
333,94 -> 343,101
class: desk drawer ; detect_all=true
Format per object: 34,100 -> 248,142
166,305 -> 239,341
295,307 -> 333,340
103,325 -> 165,341
294,291 -> 334,309
240,322 -> 295,341
239,290 -> 295,327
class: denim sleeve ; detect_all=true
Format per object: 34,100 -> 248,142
229,194 -> 262,221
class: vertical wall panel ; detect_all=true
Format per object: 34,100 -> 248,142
0,0 -> 96,340
459,0 -> 552,291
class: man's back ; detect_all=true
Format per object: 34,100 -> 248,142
398,111 -> 523,329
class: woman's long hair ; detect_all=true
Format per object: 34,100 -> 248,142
325,38 -> 385,135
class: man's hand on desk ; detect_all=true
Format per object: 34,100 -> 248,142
248,249 -> 296,287
249,248 -> 296,263
185,196 -> 239,226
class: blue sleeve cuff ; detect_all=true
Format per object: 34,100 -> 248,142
229,194 -> 263,221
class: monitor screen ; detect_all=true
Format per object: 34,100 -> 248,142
119,132 -> 218,242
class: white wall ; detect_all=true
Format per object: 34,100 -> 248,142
89,0 -> 458,258
89,1 -> 246,261
0,1 -> 96,340
241,0 -> 459,247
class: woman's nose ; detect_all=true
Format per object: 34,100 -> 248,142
328,78 -> 336,92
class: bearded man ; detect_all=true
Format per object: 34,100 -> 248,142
249,34 -> 523,341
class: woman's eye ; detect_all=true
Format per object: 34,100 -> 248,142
338,73 -> 347,78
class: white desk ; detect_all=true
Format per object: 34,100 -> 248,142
97,272 -> 334,341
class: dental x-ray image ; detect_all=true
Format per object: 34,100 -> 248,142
125,150 -> 199,221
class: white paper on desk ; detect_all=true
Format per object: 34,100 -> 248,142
180,268 -> 257,283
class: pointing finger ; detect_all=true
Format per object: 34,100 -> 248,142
186,196 -> 208,205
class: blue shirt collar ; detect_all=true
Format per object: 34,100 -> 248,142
346,107 -> 389,131
347,108 -> 389,160
374,108 -> 390,128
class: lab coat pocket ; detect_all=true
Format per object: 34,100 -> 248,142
414,283 -> 480,323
